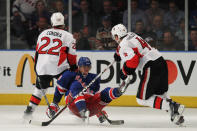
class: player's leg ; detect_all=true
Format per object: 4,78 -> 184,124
68,82 -> 88,121
136,58 -> 184,125
65,93 -> 89,122
86,87 -> 122,123
158,58 -> 185,125
24,75 -> 52,117
46,74 -> 69,118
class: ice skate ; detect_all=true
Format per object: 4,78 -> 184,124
96,110 -> 108,123
168,99 -> 185,126
79,109 -> 90,123
46,103 -> 60,119
23,106 -> 33,121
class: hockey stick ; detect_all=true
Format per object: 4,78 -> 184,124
98,76 -> 131,125
40,60 -> 115,126
100,110 -> 124,125
37,77 -> 53,113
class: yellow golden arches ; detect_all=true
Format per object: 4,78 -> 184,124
15,54 -> 36,87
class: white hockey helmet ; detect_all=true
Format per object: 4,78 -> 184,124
51,12 -> 65,26
111,24 -> 127,40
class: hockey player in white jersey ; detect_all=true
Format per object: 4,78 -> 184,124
24,12 -> 77,118
111,24 -> 185,125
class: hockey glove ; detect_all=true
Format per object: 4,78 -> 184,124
114,53 -> 121,62
46,103 -> 60,118
96,110 -> 108,123
120,69 -> 127,80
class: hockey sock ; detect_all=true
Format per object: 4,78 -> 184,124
53,86 -> 65,104
29,87 -> 47,110
137,96 -> 170,111
75,95 -> 86,113
101,87 -> 121,103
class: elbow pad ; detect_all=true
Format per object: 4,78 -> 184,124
123,63 -> 136,75
122,54 -> 139,75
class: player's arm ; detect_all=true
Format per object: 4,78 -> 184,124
53,71 -> 77,103
114,46 -> 121,62
67,38 -> 77,71
88,74 -> 101,94
58,35 -> 77,71
119,48 -> 140,80
34,35 -> 42,74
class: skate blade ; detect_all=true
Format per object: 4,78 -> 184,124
174,115 -> 185,126
23,113 -> 33,121
173,105 -> 185,126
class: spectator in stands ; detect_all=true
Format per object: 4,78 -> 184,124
152,15 -> 166,41
123,0 -> 148,31
163,1 -> 184,32
12,0 -> 38,20
60,0 -> 81,16
138,0 -> 150,10
145,0 -> 164,30
49,0 -> 68,28
189,10 -> 197,28
95,15 -> 117,50
99,0 -> 121,26
113,0 -> 127,14
31,0 -> 51,29
72,0 -> 97,36
159,30 -> 184,51
26,17 -> 49,49
81,25 -> 97,50
12,0 -> 39,39
145,36 -> 157,48
73,31 -> 91,50
175,18 -> 185,41
189,28 -> 197,51
135,20 -> 157,41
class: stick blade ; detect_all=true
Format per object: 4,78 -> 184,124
109,120 -> 124,125
41,120 -> 51,126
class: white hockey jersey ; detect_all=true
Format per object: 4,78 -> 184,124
35,28 -> 76,76
117,32 -> 161,71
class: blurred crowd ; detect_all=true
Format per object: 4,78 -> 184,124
9,0 -> 197,51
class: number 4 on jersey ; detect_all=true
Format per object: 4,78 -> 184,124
135,37 -> 151,50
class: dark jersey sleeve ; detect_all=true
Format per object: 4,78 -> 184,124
57,70 -> 77,90
87,73 -> 100,94
69,81 -> 83,97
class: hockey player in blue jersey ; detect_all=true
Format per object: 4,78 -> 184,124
46,57 -> 123,123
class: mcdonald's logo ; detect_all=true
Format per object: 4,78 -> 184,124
15,54 -> 36,87
15,54 -> 54,87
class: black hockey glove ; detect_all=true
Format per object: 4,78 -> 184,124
70,64 -> 78,72
120,69 -> 127,80
114,53 -> 121,62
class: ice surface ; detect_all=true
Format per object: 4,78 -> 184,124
0,106 -> 196,131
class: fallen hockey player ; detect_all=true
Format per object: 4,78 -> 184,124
46,57 -> 127,124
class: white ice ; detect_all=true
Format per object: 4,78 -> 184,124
0,106 -> 196,131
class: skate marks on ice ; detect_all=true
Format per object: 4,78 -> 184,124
0,106 -> 196,130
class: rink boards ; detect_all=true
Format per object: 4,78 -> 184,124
0,51 -> 197,107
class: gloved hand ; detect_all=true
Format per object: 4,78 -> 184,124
96,110 -> 108,123
114,53 -> 121,62
46,103 -> 60,118
120,69 -> 127,80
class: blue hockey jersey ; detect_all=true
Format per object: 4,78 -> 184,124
69,73 -> 100,97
